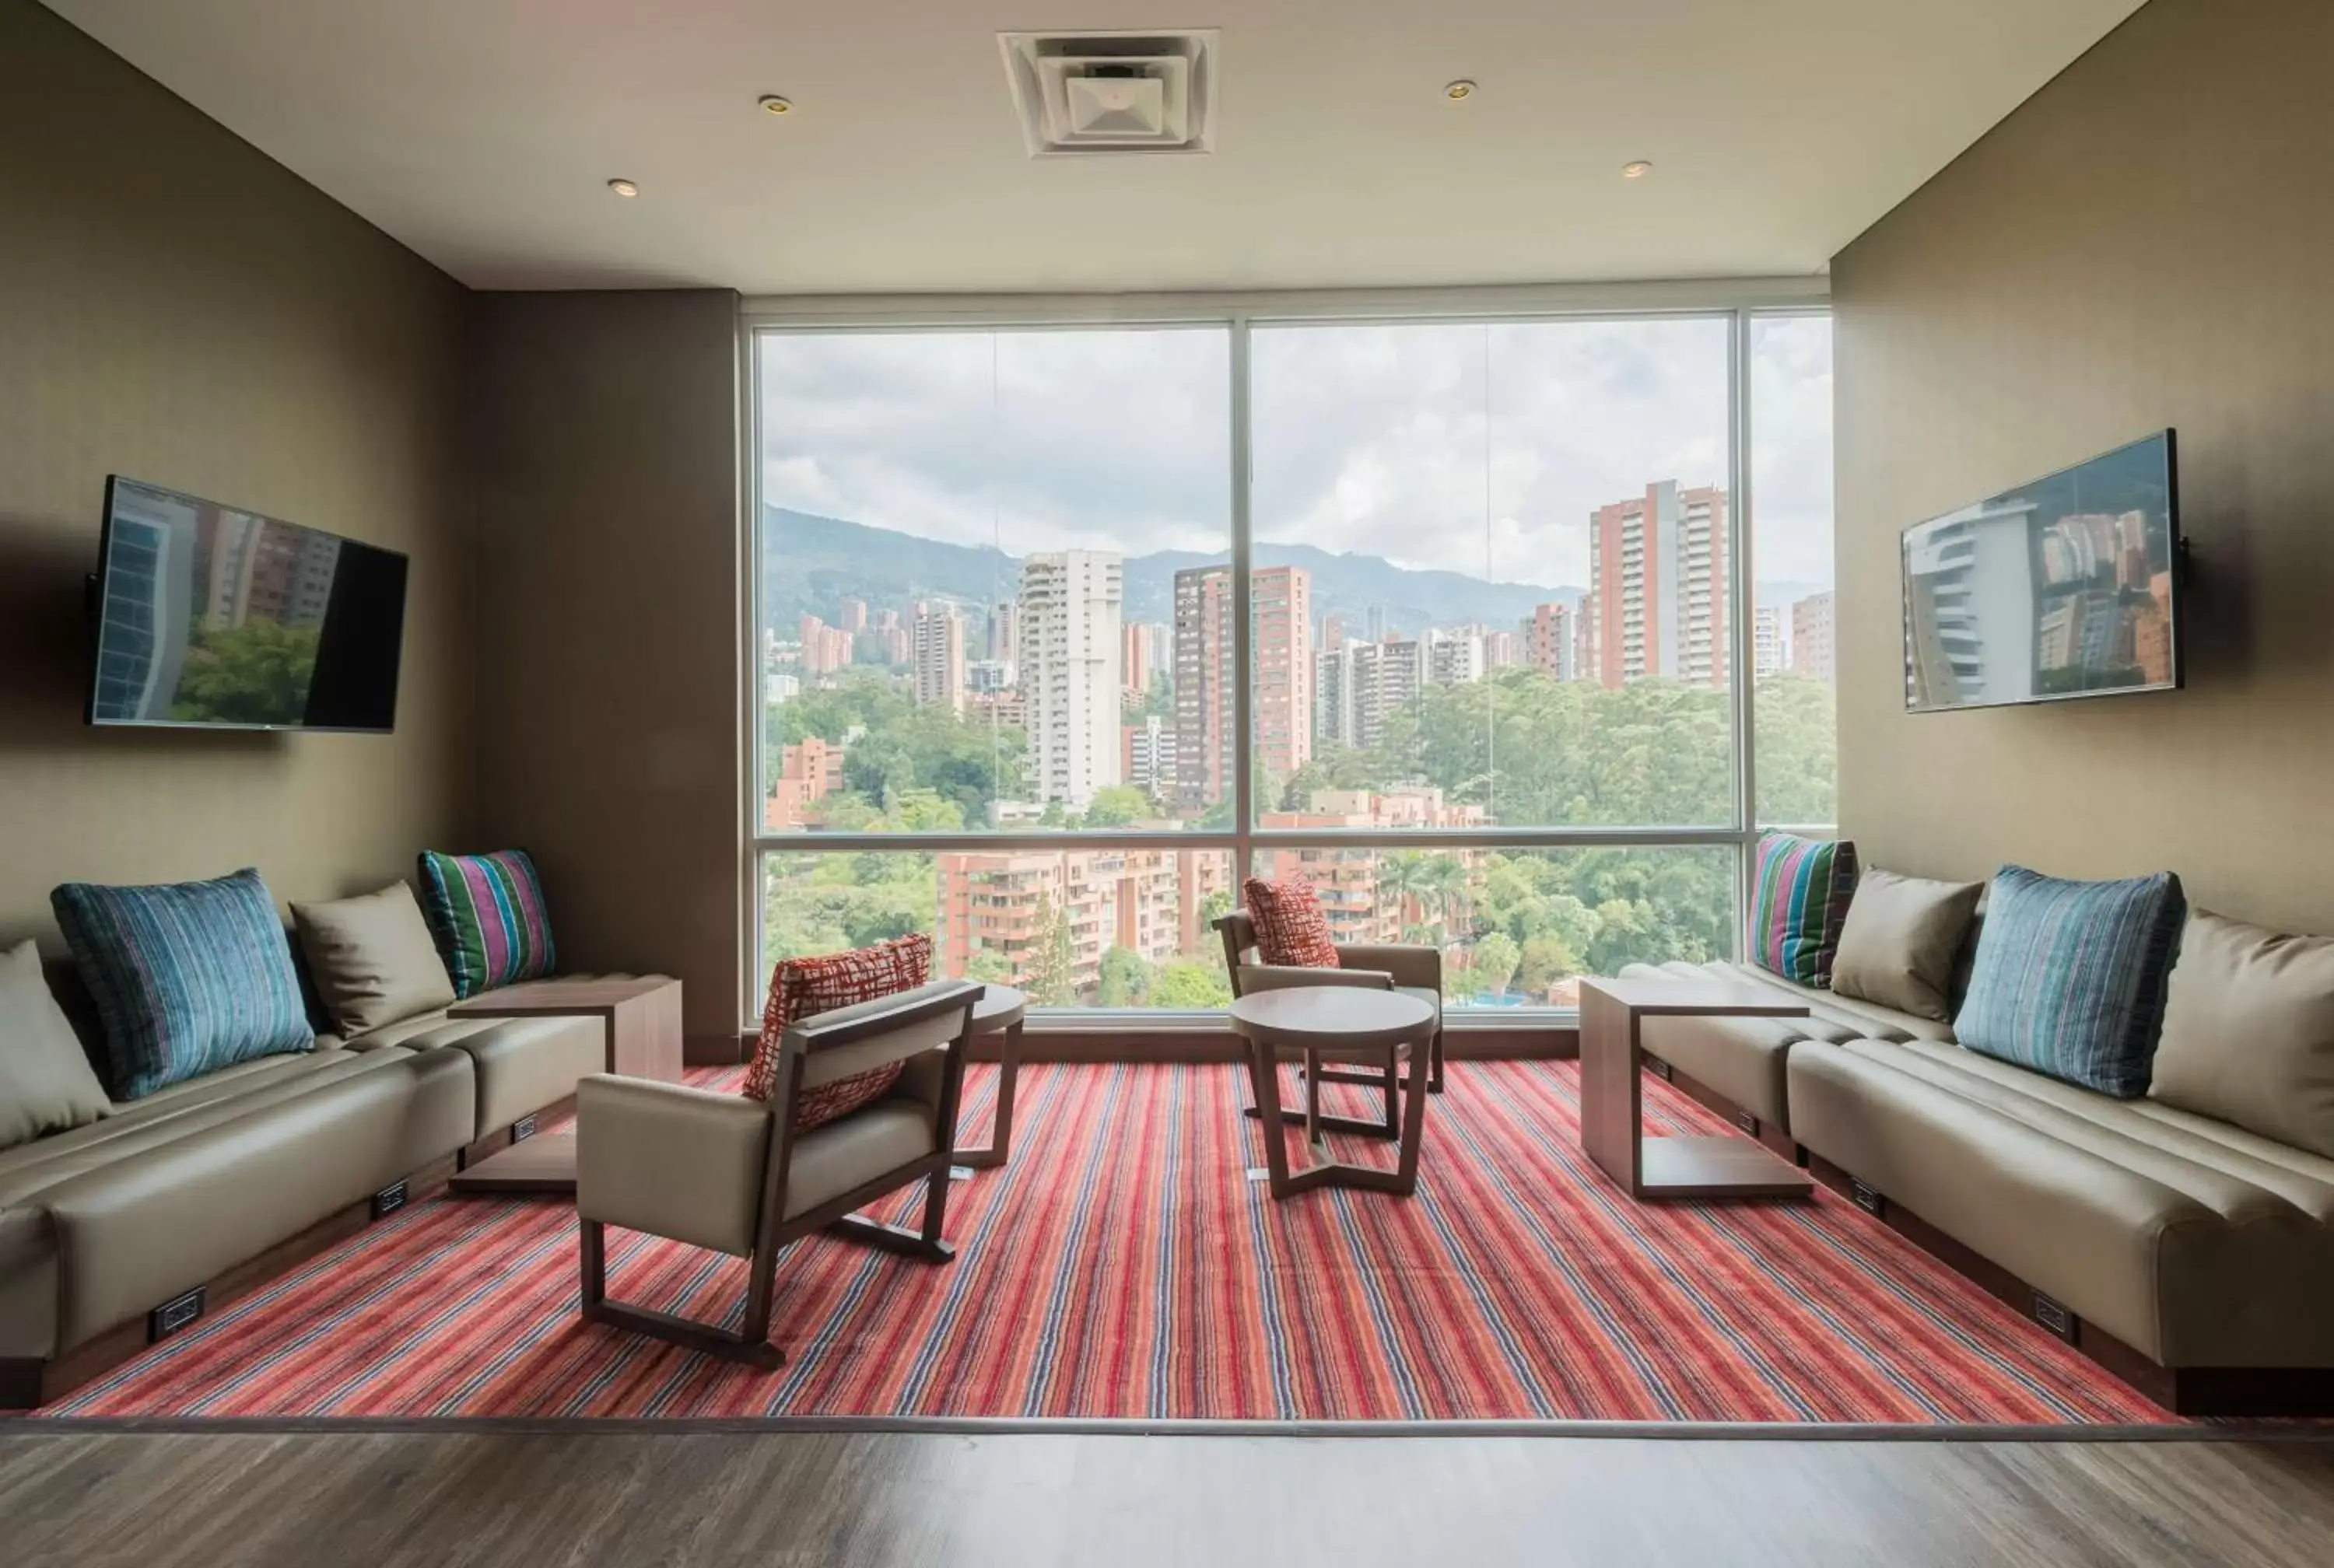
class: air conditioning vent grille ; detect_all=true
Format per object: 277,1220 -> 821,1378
999,30 -> 1219,156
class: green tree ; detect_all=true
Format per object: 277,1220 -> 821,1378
1095,945 -> 1153,1006
1474,930 -> 1520,997
1024,893 -> 1074,1007
167,619 -> 320,726
1081,785 -> 1151,828
1152,958 -> 1234,1009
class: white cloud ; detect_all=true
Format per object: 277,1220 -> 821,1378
758,314 -> 1835,593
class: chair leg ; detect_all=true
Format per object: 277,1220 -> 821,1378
1428,1027 -> 1446,1094
576,1217 -> 785,1369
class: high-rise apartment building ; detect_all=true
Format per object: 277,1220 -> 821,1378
912,605 -> 965,713
1753,604 -> 1789,680
839,598 -> 868,633
1315,642 -> 1357,749
1586,481 -> 1729,688
934,845 -> 1223,1002
1019,551 -> 1123,807
1525,601 -> 1576,681
1481,628 -> 1522,669
987,602 -> 1019,663
1121,620 -> 1151,698
1171,565 -> 1312,807
1791,590 -> 1835,684
797,613 -> 854,677
1122,715 -> 1172,798
1252,565 -> 1313,782
1428,630 -> 1486,686
1348,639 -> 1427,749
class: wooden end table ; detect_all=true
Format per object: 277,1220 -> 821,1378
447,975 -> 683,1196
1578,977 -> 1813,1201
1229,987 -> 1436,1199
951,985 -> 1027,1171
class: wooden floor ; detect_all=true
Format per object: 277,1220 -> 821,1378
4,1428 -> 2333,1566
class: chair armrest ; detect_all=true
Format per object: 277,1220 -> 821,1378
576,1075 -> 771,1256
1335,943 -> 1441,992
1237,964 -> 1394,993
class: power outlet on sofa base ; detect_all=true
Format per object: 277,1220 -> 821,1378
2032,1291 -> 2076,1342
1733,1110 -> 1760,1136
510,1113 -> 538,1144
1849,1178 -> 1885,1218
1648,1059 -> 1673,1083
149,1287 -> 205,1343
370,1179 -> 409,1220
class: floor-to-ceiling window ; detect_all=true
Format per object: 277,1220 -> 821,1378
748,299 -> 1833,1019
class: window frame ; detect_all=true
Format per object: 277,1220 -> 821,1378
740,282 -> 1834,1029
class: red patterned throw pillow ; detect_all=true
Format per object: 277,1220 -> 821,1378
745,933 -> 932,1130
1243,877 -> 1341,968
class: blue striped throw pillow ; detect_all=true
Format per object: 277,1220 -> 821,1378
1954,866 -> 2186,1098
51,867 -> 315,1101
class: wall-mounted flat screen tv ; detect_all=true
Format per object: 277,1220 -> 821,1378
86,477 -> 408,732
1902,431 -> 2181,713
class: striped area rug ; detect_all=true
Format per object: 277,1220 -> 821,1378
44,1062 -> 2171,1423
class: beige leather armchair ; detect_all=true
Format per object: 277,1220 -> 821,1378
1214,912 -> 1446,1139
575,979 -> 982,1367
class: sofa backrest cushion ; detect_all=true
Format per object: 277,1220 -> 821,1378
50,867 -> 316,1101
1953,865 -> 2185,1099
292,881 -> 458,1036
415,849 -> 557,999
0,938 -> 114,1149
1831,870 -> 1984,1023
2150,909 -> 2334,1158
1747,832 -> 1859,989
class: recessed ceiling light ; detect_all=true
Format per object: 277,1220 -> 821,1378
759,94 -> 793,115
1622,160 -> 1653,180
1444,79 -> 1476,102
606,178 -> 640,198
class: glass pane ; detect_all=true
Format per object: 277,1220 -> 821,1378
755,327 -> 1229,833
762,849 -> 1235,1010
1749,314 -> 1838,827
1246,845 -> 1735,1010
1250,319 -> 1734,831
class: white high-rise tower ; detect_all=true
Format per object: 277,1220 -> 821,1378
1018,551 -> 1123,807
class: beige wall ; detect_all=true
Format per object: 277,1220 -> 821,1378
0,0 -> 473,947
1831,0 -> 2334,934
469,292 -> 744,1045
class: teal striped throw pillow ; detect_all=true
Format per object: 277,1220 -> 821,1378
1954,866 -> 2186,1098
416,849 -> 557,999
51,867 -> 315,1101
1747,832 -> 1859,988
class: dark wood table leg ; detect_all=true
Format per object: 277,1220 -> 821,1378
954,1019 -> 1020,1171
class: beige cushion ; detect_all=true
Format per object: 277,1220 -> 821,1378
293,882 -> 456,1034
1829,868 -> 1982,1022
0,940 -> 113,1150
2151,909 -> 2334,1158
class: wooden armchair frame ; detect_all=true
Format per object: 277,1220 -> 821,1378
578,980 -> 983,1369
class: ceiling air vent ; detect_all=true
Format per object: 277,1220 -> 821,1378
998,30 -> 1219,157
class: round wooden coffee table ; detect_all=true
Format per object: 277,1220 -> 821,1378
1228,987 -> 1436,1199
952,984 -> 1027,1170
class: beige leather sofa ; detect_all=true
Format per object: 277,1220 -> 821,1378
1623,955 -> 2334,1413
0,957 -> 607,1408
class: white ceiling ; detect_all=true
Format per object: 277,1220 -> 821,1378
46,0 -> 2144,296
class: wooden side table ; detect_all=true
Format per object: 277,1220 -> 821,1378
447,975 -> 683,1196
1229,987 -> 1436,1199
1578,977 -> 1812,1201
951,985 -> 1027,1171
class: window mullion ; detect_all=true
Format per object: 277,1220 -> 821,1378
1230,315 -> 1255,881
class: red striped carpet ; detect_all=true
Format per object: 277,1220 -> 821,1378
44,1061 -> 2170,1424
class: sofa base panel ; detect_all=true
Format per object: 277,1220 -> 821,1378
0,1155 -> 455,1411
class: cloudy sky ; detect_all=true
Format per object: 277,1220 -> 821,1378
759,313 -> 1832,593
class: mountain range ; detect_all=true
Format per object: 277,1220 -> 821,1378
765,507 -> 1833,642
765,508 -> 1583,640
